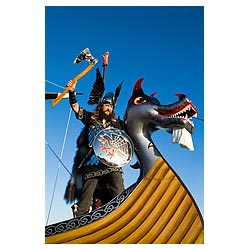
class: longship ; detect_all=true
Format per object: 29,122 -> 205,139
45,78 -> 204,244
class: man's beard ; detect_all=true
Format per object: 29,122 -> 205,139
99,109 -> 114,121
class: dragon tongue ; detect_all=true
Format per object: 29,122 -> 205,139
172,127 -> 194,151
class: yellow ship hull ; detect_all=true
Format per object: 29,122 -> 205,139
45,157 -> 204,244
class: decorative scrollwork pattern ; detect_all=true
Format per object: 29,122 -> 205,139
45,183 -> 137,236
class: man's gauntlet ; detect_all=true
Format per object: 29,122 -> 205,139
69,90 -> 77,104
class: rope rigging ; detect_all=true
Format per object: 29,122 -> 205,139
45,140 -> 71,176
45,79 -> 65,89
46,79 -> 73,225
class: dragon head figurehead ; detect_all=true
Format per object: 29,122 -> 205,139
124,78 -> 198,176
126,78 -> 197,134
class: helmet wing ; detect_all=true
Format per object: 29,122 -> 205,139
87,68 -> 105,105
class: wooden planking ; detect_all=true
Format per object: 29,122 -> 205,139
120,173 -> 182,243
137,184 -> 186,243
69,158 -> 169,243
98,164 -> 174,243
181,214 -> 204,244
45,159 -> 163,244
45,157 -> 204,244
167,204 -> 199,243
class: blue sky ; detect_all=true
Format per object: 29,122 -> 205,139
45,6 -> 204,225
3,1 -> 250,248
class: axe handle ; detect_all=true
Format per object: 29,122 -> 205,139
51,61 -> 98,107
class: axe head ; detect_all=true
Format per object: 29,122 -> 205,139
73,48 -> 98,65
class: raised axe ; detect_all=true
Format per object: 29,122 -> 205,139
51,48 -> 98,107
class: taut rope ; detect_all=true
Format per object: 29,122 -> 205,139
45,108 -> 72,225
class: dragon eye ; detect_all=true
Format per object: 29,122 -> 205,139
134,97 -> 146,105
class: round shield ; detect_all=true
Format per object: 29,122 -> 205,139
93,128 -> 134,167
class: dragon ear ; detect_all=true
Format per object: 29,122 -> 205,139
132,78 -> 144,96
150,92 -> 157,97
128,78 -> 145,104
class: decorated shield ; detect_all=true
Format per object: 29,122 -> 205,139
93,128 -> 134,167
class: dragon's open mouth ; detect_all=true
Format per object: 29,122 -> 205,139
155,99 -> 198,151
157,102 -> 197,128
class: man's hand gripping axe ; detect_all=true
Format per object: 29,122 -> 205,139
51,48 -> 98,107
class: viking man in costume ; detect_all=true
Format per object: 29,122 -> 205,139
64,68 -> 125,216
